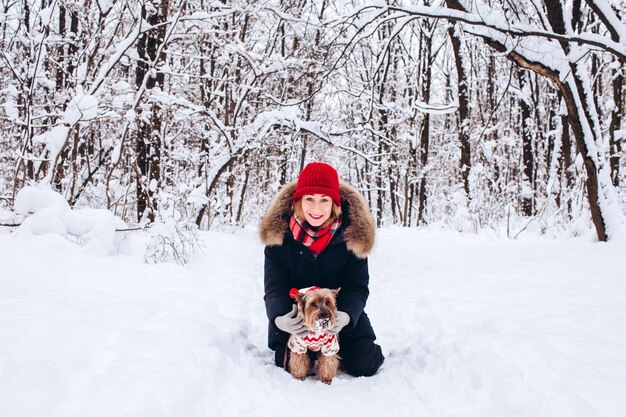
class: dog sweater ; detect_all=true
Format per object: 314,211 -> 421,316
288,332 -> 340,356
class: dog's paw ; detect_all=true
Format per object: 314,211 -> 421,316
290,370 -> 308,380
320,377 -> 333,385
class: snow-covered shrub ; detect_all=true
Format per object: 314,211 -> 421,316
144,219 -> 202,266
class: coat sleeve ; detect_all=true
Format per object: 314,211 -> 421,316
336,254 -> 370,332
263,245 -> 294,334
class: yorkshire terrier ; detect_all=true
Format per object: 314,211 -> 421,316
287,287 -> 341,384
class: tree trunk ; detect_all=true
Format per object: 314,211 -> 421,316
560,106 -> 573,215
448,17 -> 471,198
417,14 -> 434,225
609,59 -> 623,186
542,0 -> 613,240
135,0 -> 168,223
519,70 -> 535,216
376,143 -> 385,228
236,166 -> 250,225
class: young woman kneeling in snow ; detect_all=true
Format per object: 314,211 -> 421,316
260,162 -> 384,378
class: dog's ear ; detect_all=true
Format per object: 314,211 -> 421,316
294,293 -> 306,310
331,287 -> 341,297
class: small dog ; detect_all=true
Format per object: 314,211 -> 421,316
287,287 -> 341,384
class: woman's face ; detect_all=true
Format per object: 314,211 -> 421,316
301,194 -> 333,227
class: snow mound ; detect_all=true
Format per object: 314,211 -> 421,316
14,186 -> 127,254
15,186 -> 70,216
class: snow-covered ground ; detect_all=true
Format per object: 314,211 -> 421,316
1,223 -> 625,417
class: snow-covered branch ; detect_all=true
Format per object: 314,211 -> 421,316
348,3 -> 626,62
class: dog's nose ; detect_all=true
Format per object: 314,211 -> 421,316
319,311 -> 328,319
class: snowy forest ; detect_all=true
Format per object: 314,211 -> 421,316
3,2 -> 626,414
1,0 -> 625,240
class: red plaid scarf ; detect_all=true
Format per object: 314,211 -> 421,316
289,214 -> 342,257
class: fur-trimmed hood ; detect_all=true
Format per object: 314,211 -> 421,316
259,181 -> 375,258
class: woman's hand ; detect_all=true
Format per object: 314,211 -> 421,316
327,311 -> 350,334
275,305 -> 309,336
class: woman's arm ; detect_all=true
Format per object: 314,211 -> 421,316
336,255 -> 370,331
263,245 -> 294,327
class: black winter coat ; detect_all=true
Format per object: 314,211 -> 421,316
259,181 -> 377,350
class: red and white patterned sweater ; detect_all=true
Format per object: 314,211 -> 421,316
288,331 -> 340,356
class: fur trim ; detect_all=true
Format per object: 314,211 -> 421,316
259,181 -> 375,258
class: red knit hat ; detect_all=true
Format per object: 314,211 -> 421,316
292,162 -> 341,205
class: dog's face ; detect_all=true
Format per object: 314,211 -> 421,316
295,288 -> 340,331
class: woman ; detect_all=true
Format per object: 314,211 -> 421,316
259,162 -> 384,377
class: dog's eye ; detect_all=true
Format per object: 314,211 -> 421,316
311,302 -> 318,308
